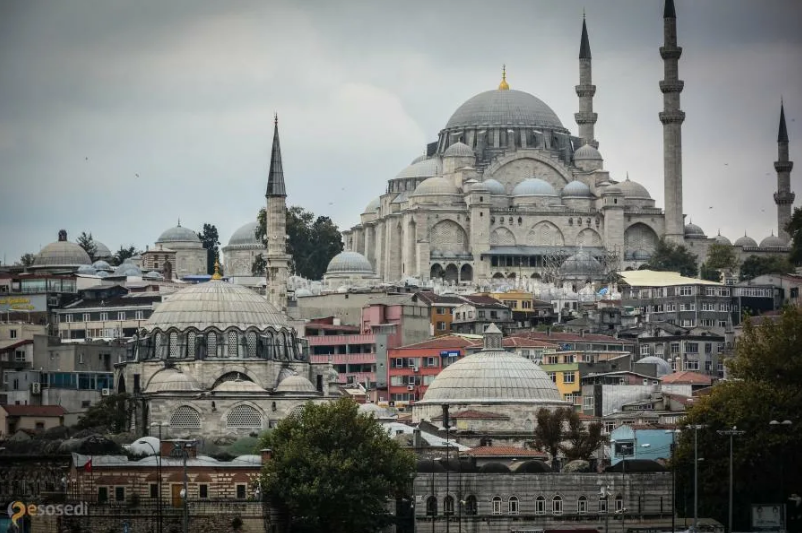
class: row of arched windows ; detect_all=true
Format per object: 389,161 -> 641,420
425,494 -> 625,517
133,327 -> 303,361
168,404 -> 265,433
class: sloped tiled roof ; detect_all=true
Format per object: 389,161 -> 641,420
1,405 -> 67,417
415,291 -> 466,305
515,331 -> 634,344
394,335 -> 478,351
466,446 -> 547,458
661,371 -> 712,385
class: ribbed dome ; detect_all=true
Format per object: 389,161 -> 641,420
145,281 -> 288,332
33,231 -> 92,268
157,224 -> 200,244
618,177 -> 652,199
443,142 -> 475,158
364,197 -> 381,213
713,232 -> 731,246
760,232 -> 786,248
445,89 -> 566,131
562,180 -> 592,197
145,369 -> 200,393
481,179 -> 506,195
574,143 -> 602,161
227,221 -> 263,249
512,178 -> 557,197
560,250 -> 603,276
326,251 -> 374,275
275,374 -> 317,394
413,176 -> 461,196
395,158 -> 442,180
734,234 -> 758,248
213,379 -> 267,393
684,223 -> 706,238
92,260 -> 113,271
94,241 -> 112,260
637,356 -> 672,377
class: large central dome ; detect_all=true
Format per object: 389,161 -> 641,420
445,89 -> 567,132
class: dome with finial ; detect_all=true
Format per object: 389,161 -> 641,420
760,231 -> 787,249
684,221 -> 706,239
618,174 -> 652,199
157,220 -> 200,244
32,230 -> 92,269
714,231 -> 731,246
443,141 -> 475,158
734,233 -> 758,248
498,64 -> 509,91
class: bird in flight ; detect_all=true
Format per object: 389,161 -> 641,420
135,173 -> 140,178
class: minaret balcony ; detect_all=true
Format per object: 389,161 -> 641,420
659,111 -> 686,124
774,161 -> 794,173
659,46 -> 683,60
575,84 -> 597,97
659,80 -> 685,94
574,112 -> 598,125
774,191 -> 796,205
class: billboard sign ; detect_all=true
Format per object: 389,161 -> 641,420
0,294 -> 48,313
440,350 -> 460,358
752,504 -> 783,530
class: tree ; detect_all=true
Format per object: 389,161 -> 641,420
645,238 -> 699,277
787,206 -> 802,266
256,206 -> 344,280
533,407 -> 568,459
17,253 -> 36,267
700,243 -> 739,282
260,398 -> 415,533
251,253 -> 266,276
197,223 -> 220,275
111,245 -> 139,266
700,263 -> 722,282
738,254 -> 794,281
562,410 -> 606,462
76,231 -> 97,262
673,306 -> 802,532
75,393 -> 135,433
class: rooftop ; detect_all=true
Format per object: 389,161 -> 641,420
466,446 -> 548,459
618,269 -> 722,288
1,405 -> 67,417
431,409 -> 510,421
661,371 -> 712,386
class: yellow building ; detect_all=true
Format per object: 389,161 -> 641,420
485,291 -> 555,326
538,351 -> 581,407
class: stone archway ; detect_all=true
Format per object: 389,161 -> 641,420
460,264 -> 473,282
430,264 -> 445,279
444,264 -> 459,283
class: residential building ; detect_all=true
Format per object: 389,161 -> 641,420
305,317 -> 377,388
581,370 -> 664,418
0,404 -> 67,436
0,272 -> 80,334
485,290 -> 556,328
414,292 -> 464,336
623,323 -> 725,377
608,425 -> 677,465
451,295 -> 514,334
736,274 -> 802,310
601,393 -> 690,433
1,322 -> 47,396
661,371 -> 712,393
539,351 -> 582,407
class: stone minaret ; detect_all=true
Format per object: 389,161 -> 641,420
774,101 -> 795,242
265,114 -> 291,311
575,14 -> 598,148
659,0 -> 686,244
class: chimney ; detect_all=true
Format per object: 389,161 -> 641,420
260,448 -> 273,464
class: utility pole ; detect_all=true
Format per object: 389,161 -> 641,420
688,425 -> 706,533
443,405 -> 450,533
717,427 -> 745,533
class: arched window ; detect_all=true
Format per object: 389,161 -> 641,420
552,495 -> 563,516
491,496 -> 502,515
285,332 -> 295,359
578,495 -> 588,514
227,330 -> 238,358
226,405 -> 263,431
615,494 -> 624,512
599,496 -> 608,514
264,332 -> 274,359
186,331 -> 196,358
168,332 -> 179,358
207,332 -> 217,357
247,331 -> 257,358
277,332 -> 286,359
464,495 -> 477,516
444,495 -> 454,516
170,406 -> 201,431
535,496 -> 546,515
425,496 -> 437,516
155,332 -> 165,359
508,496 -> 519,515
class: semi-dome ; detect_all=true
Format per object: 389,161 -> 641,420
714,231 -> 732,245
684,223 -> 706,238
443,142 -> 475,158
395,158 -> 442,180
33,230 -> 92,268
213,379 -> 267,393
275,374 -> 317,394
92,260 -> 113,271
512,178 -> 557,197
364,197 -> 381,213
560,250 -> 603,277
145,369 -> 201,393
227,221 -> 262,248
413,176 -> 461,196
145,281 -> 288,332
574,144 -> 602,161
760,232 -> 786,249
734,233 -> 758,248
326,251 -> 374,275
445,89 -> 566,131
481,179 -> 506,195
94,241 -> 112,260
417,325 -> 562,405
562,180 -> 592,197
638,356 -> 672,377
157,223 -> 200,244
602,184 -> 623,196
618,177 -> 652,199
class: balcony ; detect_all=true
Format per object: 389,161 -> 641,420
307,334 -> 375,346
310,353 -> 376,365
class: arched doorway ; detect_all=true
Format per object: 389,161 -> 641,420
460,264 -> 473,282
444,264 -> 459,284
430,264 -> 445,279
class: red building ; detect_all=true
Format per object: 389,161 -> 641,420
305,318 -> 377,388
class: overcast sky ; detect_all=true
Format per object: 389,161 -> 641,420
1,0 -> 801,264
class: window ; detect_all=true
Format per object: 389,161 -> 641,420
226,404 -> 262,430
640,345 -> 650,356
583,396 -> 594,409
150,484 -> 158,499
535,496 -> 546,515
436,321 -> 447,331
681,319 -> 695,327
426,496 -> 437,516
701,302 -> 714,311
170,406 -> 201,431
82,313 -> 90,322
680,303 -> 695,311
548,372 -> 556,383
670,342 -> 680,354
65,314 -> 73,323
9,329 -> 17,339
135,311 -> 144,320
199,484 -> 209,499
236,484 -> 247,500
492,496 -> 503,515
563,372 -> 575,384
599,497 -> 608,514
578,496 -> 588,514
465,495 -> 477,516
552,495 -> 563,515
719,303 -> 729,312
98,487 -> 108,503
701,319 -> 714,327
100,312 -> 109,322
679,286 -> 693,296
444,495 -> 454,516
685,360 -> 699,371
563,354 -> 575,363
14,350 -> 25,362
115,486 -> 125,502
546,355 -> 558,364
508,496 -> 519,515
686,342 -> 699,353
615,495 -> 624,512
718,320 -> 727,328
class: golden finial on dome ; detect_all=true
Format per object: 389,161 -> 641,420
211,253 -> 223,281
498,64 -> 509,90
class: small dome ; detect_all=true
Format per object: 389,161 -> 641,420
637,356 -> 672,377
515,460 -> 551,473
33,231 -> 92,268
213,379 -> 267,393
227,221 -> 262,248
413,176 -> 461,196
562,180 -> 592,197
479,462 -> 511,473
114,261 -> 142,277
481,179 -> 506,195
77,265 -> 97,275
602,184 -> 623,196
684,223 -> 706,238
92,260 -> 113,271
734,234 -> 758,248
145,369 -> 200,393
512,178 -> 557,197
96,271 -> 110,278
363,197 -> 381,213
143,271 -> 163,280
444,142 -> 475,158
560,250 -> 603,277
395,158 -> 442,180
94,241 -> 113,260
574,143 -> 602,161
714,231 -> 732,246
157,224 -> 200,244
275,374 -> 317,394
326,251 -> 374,275
618,176 -> 652,199
128,436 -> 160,456
760,232 -> 786,249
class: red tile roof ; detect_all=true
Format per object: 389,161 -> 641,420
663,392 -> 694,406
465,336 -> 560,349
661,371 -> 712,385
394,335 -> 477,351
432,410 -> 510,421
460,294 -> 508,308
514,331 -> 634,343
466,446 -> 547,458
1,405 -> 67,417
415,291 -> 465,305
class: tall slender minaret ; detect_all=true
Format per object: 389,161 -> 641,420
265,114 -> 290,311
774,100 -> 795,242
660,0 -> 686,244
575,13 -> 598,148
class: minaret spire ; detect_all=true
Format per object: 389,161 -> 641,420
659,0 -> 686,244
774,100 -> 795,242
575,14 -> 598,148
265,114 -> 291,311
498,65 -> 509,91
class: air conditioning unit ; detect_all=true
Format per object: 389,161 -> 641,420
101,388 -> 111,397
407,385 -> 415,391
31,382 -> 41,394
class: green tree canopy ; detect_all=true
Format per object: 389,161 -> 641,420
532,407 -> 605,462
76,231 -> 97,262
700,243 -> 739,281
256,206 -> 343,280
111,245 -> 139,266
645,238 -> 699,277
75,393 -> 135,433
738,254 -> 794,281
787,206 -> 802,266
17,253 -> 36,267
261,399 -> 415,533
197,223 -> 220,275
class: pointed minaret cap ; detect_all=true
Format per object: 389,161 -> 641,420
266,113 -> 287,197
211,253 -> 223,281
579,16 -> 591,59
498,65 -> 509,91
483,323 -> 503,350
664,0 -> 676,18
778,99 -> 789,143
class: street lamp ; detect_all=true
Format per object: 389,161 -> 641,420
687,425 -> 706,533
140,439 -> 163,533
717,426 -> 745,533
666,429 -> 681,533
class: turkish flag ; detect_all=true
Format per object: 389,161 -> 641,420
84,458 -> 93,472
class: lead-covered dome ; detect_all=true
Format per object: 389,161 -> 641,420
275,374 -> 317,394
684,223 -> 706,238
443,142 -> 475,158
638,356 -> 672,378
395,158 -> 442,180
562,180 -> 592,197
445,89 -> 566,131
734,234 -> 758,248
618,177 -> 652,199
713,231 -> 731,246
145,369 -> 201,393
145,281 -> 288,332
512,178 -> 557,197
574,144 -> 602,161
326,251 -> 374,275
413,176 -> 461,196
227,221 -> 262,249
760,232 -> 787,249
157,224 -> 200,244
33,230 -> 92,268
560,250 -> 603,277
94,241 -> 112,260
481,179 -> 506,195
363,197 -> 381,213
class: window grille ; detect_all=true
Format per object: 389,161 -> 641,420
170,406 -> 201,430
169,332 -> 179,358
207,332 -> 217,357
247,331 -> 257,358
227,330 -> 238,357
226,405 -> 262,429
187,332 -> 196,358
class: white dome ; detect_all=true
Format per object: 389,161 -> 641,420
363,197 -> 381,213
128,436 -> 160,456
395,158 -> 442,180
92,260 -> 113,271
413,176 -> 461,196
512,178 -> 557,197
326,251 -> 374,275
77,265 -> 97,275
33,231 -> 92,268
574,144 -> 602,160
213,379 -> 267,393
638,356 -> 672,378
275,374 -> 317,394
145,369 -> 201,393
560,250 -> 604,277
562,180 -> 592,197
618,177 -> 652,199
481,179 -> 506,195
145,281 -> 288,332
94,241 -> 113,260
157,224 -> 200,244
760,232 -> 787,249
114,261 -> 142,277
443,142 -> 475,158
